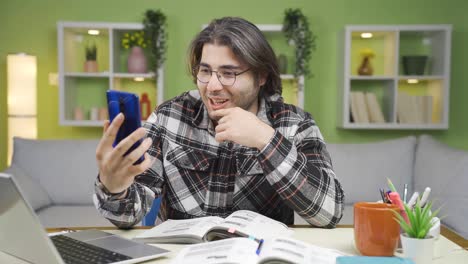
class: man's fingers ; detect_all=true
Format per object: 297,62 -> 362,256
101,113 -> 125,147
211,108 -> 231,118
96,119 -> 115,161
215,131 -> 228,143
108,127 -> 147,167
103,120 -> 110,133
120,137 -> 153,168
215,123 -> 228,133
128,153 -> 155,177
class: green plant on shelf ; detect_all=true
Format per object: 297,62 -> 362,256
143,9 -> 167,77
85,44 -> 97,61
282,8 -> 316,77
121,31 -> 148,49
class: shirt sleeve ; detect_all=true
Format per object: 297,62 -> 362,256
257,119 -> 344,228
93,112 -> 165,229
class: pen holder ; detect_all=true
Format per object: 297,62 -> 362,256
354,202 -> 401,256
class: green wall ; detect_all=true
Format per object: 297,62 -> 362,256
1,0 -> 468,171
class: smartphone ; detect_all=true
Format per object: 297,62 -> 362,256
106,90 -> 145,164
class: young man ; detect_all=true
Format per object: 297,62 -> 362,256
94,17 -> 344,228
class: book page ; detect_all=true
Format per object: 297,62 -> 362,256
207,210 -> 293,241
134,216 -> 223,243
171,237 -> 259,264
258,237 -> 345,264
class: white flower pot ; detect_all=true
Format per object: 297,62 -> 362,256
400,233 -> 434,264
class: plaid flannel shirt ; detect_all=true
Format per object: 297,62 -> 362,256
94,90 -> 344,228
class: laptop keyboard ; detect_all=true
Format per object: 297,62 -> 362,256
51,235 -> 132,264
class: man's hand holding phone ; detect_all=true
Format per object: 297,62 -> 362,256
96,113 -> 153,196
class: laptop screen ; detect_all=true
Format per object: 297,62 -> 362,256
0,173 -> 63,263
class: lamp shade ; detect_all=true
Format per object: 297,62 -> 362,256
7,54 -> 37,116
7,54 -> 37,165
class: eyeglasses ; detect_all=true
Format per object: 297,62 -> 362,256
195,65 -> 250,86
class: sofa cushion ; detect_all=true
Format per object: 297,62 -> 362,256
37,205 -> 112,227
327,136 -> 417,204
12,138 -> 100,205
414,135 -> 468,239
4,164 -> 52,210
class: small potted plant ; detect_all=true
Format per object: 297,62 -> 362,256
393,199 -> 441,264
84,43 -> 98,72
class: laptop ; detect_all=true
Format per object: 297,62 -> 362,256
0,173 -> 170,264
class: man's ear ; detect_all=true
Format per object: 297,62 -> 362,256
258,73 -> 267,87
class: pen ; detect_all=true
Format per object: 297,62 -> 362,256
256,239 -> 264,255
403,184 -> 408,203
407,191 -> 419,208
419,187 -> 431,207
379,188 -> 386,202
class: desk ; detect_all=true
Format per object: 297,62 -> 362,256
1,226 -> 467,263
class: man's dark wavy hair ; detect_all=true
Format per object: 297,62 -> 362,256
188,17 -> 282,96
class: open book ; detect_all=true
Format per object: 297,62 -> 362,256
171,236 -> 345,264
134,210 -> 293,244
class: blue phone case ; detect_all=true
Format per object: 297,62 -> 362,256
106,90 -> 144,164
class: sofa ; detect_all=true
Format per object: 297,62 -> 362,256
4,138 -> 110,228
4,135 -> 468,239
295,135 -> 468,240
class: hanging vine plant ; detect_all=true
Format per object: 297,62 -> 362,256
283,8 -> 316,77
143,9 -> 167,78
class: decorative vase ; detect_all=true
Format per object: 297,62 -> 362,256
400,233 -> 434,264
402,55 -> 428,75
140,92 -> 151,120
358,56 -> 373,76
74,107 -> 84,120
127,46 -> 148,73
84,60 -> 98,73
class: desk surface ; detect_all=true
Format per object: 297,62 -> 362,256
1,226 -> 467,264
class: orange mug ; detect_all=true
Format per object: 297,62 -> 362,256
354,202 -> 400,256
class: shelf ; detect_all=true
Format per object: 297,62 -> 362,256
61,120 -> 105,127
343,123 -> 447,130
113,72 -> 155,79
58,21 -> 164,126
65,72 -> 110,78
350,75 -> 394,80
397,75 -> 444,80
340,24 -> 451,130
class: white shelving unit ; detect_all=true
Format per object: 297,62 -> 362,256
202,24 -> 304,108
338,25 -> 452,129
58,21 -> 164,126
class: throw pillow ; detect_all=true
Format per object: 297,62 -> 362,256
414,135 -> 468,239
327,136 -> 417,204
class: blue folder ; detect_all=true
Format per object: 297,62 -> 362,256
336,256 -> 414,264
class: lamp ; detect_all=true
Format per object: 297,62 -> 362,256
7,53 -> 37,165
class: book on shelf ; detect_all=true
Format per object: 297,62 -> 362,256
365,92 -> 386,123
397,92 -> 434,124
134,210 -> 293,244
350,91 -> 369,123
171,236 -> 346,264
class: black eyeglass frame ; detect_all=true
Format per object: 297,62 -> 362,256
194,65 -> 251,86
